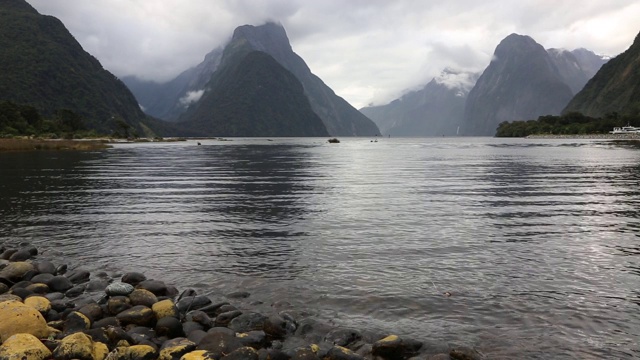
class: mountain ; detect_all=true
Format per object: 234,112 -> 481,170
177,51 -> 328,137
547,48 -> 608,94
0,0 -> 162,135
360,69 -> 477,136
461,34 -> 574,136
563,31 -> 640,118
122,47 -> 223,121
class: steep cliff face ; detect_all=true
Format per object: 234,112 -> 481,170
0,0 -> 155,133
218,23 -> 379,136
461,34 -> 573,135
547,48 -> 608,94
122,47 -> 223,121
177,51 -> 329,137
360,70 -> 477,136
563,31 -> 640,118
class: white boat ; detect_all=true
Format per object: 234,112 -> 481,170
610,125 -> 640,134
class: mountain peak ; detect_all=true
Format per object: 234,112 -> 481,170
231,22 -> 292,54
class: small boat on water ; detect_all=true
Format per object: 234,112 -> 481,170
610,125 -> 640,134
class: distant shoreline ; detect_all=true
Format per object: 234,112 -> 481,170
525,134 -> 640,140
0,138 -> 111,152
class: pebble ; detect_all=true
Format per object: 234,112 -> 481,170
0,243 -> 479,360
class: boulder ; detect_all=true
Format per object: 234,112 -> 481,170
0,333 -> 52,360
66,270 -> 91,284
0,283 -> 8,295
8,249 -> 32,261
0,262 -> 34,282
158,338 -> 197,360
179,350 -> 217,360
116,305 -> 155,327
48,275 -> 73,293
23,296 -> 51,315
220,346 -> 258,360
53,332 -> 108,360
78,303 -> 104,323
0,300 -> 51,342
129,289 -> 158,307
371,335 -> 422,359
108,296 -> 132,315
156,316 -> 185,338
106,282 -> 135,297
63,311 -> 92,334
136,280 -> 168,296
34,261 -> 57,274
197,332 -> 242,357
325,328 -> 362,348
325,346 -> 364,360
121,272 -> 147,286
236,330 -> 267,349
228,312 -> 268,333
177,296 -> 212,313
152,299 -> 178,319
215,310 -> 242,327
106,345 -> 157,360
25,283 -> 49,294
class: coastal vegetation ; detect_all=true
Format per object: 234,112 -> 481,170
495,111 -> 640,137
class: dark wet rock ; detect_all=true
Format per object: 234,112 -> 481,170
105,325 -> 135,345
372,335 -> 423,359
166,285 -> 180,299
325,346 -> 364,360
9,248 -> 32,261
237,330 -> 267,349
45,292 -> 66,301
264,315 -> 289,339
35,260 -> 57,274
50,299 -> 74,313
450,347 -> 483,360
21,270 -> 38,281
122,272 -> 147,286
65,283 -> 86,298
21,244 -> 38,256
48,275 -> 73,292
77,302 -> 103,322
177,295 -> 212,313
116,305 -> 156,327
86,279 -> 110,292
0,283 -> 8,295
216,304 -> 238,315
108,296 -> 132,315
187,329 -> 208,344
271,300 -> 292,309
294,319 -> 333,342
0,249 -> 17,260
221,346 -> 259,360
196,301 -> 230,317
106,282 -> 135,296
136,280 -> 168,296
325,328 -> 362,348
128,326 -> 156,342
197,332 -> 242,357
48,319 -> 65,331
186,310 -> 213,328
56,264 -> 68,275
11,280 -> 32,289
66,270 -> 91,284
92,316 -> 118,329
10,287 -> 32,299
156,316 -> 185,338
215,310 -> 243,327
25,282 -> 49,294
182,321 -> 204,335
0,261 -> 35,281
31,273 -> 55,284
291,347 -> 321,360
228,312 -> 268,333
129,288 -> 159,307
205,327 -> 236,337
258,348 -> 291,360
159,337 -> 197,360
63,311 -> 91,334
83,327 -> 109,344
227,291 -> 250,299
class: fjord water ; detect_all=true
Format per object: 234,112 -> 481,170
1,137 -> 639,358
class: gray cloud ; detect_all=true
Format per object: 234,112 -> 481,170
26,0 -> 639,108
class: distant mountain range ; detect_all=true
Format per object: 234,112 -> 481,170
0,0 -> 168,136
361,34 -> 609,136
125,23 -> 380,137
564,31 -> 640,118
360,70 -> 478,136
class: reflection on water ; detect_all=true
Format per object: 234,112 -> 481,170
1,137 -> 640,359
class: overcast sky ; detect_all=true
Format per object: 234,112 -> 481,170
26,1 -> 640,108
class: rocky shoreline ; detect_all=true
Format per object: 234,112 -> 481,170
525,133 -> 640,139
0,243 -> 482,360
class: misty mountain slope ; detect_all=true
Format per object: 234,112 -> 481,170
122,47 -> 223,121
360,70 -> 477,136
0,0 -> 162,134
461,34 -> 574,136
547,48 -> 608,94
563,31 -> 640,118
178,50 -> 328,137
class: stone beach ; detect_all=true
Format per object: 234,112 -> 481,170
0,242 -> 483,360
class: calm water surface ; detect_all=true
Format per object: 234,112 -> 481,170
1,137 -> 639,359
